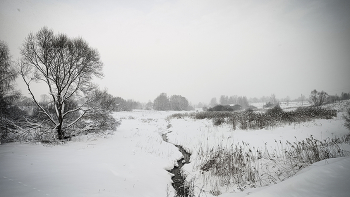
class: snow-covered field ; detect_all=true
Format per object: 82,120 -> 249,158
167,111 -> 350,196
1,103 -> 350,197
0,111 -> 182,197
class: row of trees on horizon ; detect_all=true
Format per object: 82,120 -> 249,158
195,91 -> 350,109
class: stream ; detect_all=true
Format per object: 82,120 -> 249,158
162,133 -> 192,196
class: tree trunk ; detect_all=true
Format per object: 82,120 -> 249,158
56,98 -> 65,140
56,123 -> 64,140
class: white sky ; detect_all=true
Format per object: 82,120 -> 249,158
1,0 -> 350,104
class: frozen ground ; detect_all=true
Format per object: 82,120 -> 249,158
167,111 -> 350,196
220,157 -> 350,197
0,111 -> 181,197
1,104 -> 350,197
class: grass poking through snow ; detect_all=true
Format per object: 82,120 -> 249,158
189,135 -> 350,195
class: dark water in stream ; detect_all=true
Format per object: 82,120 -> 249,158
162,133 -> 192,196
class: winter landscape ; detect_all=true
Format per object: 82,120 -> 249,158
1,101 -> 350,197
1,0 -> 350,197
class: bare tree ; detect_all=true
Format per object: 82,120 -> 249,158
20,27 -> 103,140
309,90 -> 328,106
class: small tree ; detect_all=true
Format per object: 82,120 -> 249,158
309,90 -> 328,106
20,27 -> 103,140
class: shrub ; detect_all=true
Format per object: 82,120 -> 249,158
207,104 -> 242,112
263,102 -> 274,108
168,107 -> 337,130
246,105 -> 258,111
213,117 -> 225,126
344,108 -> 350,130
169,113 -> 188,119
194,111 -> 233,119
309,89 -> 328,106
232,104 -> 243,111
198,136 -> 348,191
208,105 -> 233,111
266,104 -> 283,115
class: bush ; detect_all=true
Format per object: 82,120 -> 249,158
344,108 -> 350,130
246,105 -> 258,111
0,105 -> 28,142
266,104 -> 283,116
168,106 -> 337,130
78,110 -> 120,134
213,118 -> 225,126
263,102 -> 274,108
193,111 -> 233,120
208,104 -> 242,112
309,89 -> 328,106
231,104 -> 242,111
208,105 -> 233,111
169,113 -> 188,119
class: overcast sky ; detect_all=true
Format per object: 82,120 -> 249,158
1,0 -> 350,104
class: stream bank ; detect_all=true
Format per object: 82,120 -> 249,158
162,133 -> 192,196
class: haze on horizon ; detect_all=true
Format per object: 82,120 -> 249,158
1,0 -> 350,104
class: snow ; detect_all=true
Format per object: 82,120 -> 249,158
167,114 -> 349,154
0,110 -> 181,197
1,107 -> 350,197
220,157 -> 350,197
165,112 -> 350,196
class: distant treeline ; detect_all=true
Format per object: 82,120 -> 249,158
17,90 -> 143,113
326,92 -> 350,103
196,91 -> 350,109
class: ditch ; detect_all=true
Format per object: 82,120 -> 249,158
162,133 -> 192,197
